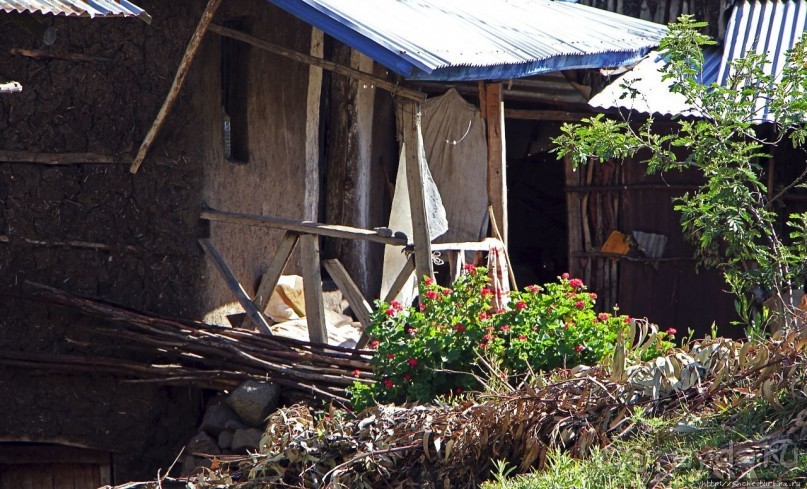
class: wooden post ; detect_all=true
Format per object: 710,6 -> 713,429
304,28 -> 324,221
382,254 -> 416,303
198,239 -> 272,335
483,82 -> 508,245
130,0 -> 221,174
323,259 -> 372,330
400,99 -> 434,282
300,234 -> 328,344
238,231 -> 299,328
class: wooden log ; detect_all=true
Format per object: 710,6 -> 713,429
400,98 -> 434,282
198,238 -> 272,335
208,24 -> 426,102
323,259 -> 373,330
0,150 -> 124,165
305,27 -> 324,221
10,48 -> 112,63
130,0 -> 222,174
0,235 -> 139,252
200,208 -> 408,245
239,231 -> 299,328
300,235 -> 328,344
383,253 -> 416,304
503,109 -> 591,121
484,82 -> 508,245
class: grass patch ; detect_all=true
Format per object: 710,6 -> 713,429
483,396 -> 807,489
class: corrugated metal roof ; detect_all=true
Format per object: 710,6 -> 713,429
589,47 -> 723,116
0,0 -> 150,21
591,0 -> 807,120
718,0 -> 807,121
265,0 -> 667,81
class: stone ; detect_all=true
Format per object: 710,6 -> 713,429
200,403 -> 242,437
181,455 -> 211,476
186,431 -> 220,456
218,429 -> 234,450
224,418 -> 246,431
231,427 -> 263,451
226,380 -> 280,427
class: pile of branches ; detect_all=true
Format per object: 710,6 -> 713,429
6,283 -> 373,403
190,324 -> 807,488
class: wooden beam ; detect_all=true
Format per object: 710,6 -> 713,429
238,231 -> 299,328
10,48 -> 112,63
208,23 -> 426,102
200,209 -> 408,245
0,150 -> 123,165
484,82 -> 508,245
504,109 -> 591,122
130,0 -> 222,174
382,254 -> 416,304
323,259 -> 372,330
198,238 -> 272,335
304,27 -> 324,221
400,98 -> 434,281
300,235 -> 327,344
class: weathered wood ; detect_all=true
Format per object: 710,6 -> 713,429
0,446 -> 110,465
10,47 -> 112,63
565,156 -> 584,280
0,234 -> 139,252
484,82 -> 508,245
305,27 -> 324,221
448,251 -> 463,282
323,259 -> 372,330
130,0 -> 221,174
209,23 -> 426,102
488,204 -> 518,290
201,209 -> 408,245
382,254 -> 416,304
239,231 -> 299,328
0,150 -> 125,165
400,99 -> 434,282
198,238 -> 272,335
0,81 -> 22,93
300,235 -> 328,344
504,109 -> 591,121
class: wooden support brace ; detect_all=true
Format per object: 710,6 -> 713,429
400,98 -> 434,282
483,82 -> 508,246
382,254 -> 416,304
130,0 -> 222,174
238,231 -> 299,328
300,235 -> 327,344
323,259 -> 373,330
198,239 -> 272,335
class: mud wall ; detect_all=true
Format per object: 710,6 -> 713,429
0,0 -> 318,481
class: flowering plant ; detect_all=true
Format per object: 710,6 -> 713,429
350,267 -> 674,409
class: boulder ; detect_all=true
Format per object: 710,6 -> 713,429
226,380 -> 280,427
218,429 -> 234,450
231,427 -> 263,451
187,431 -> 221,456
200,403 -> 242,437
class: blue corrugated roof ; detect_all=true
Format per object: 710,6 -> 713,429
718,0 -> 807,121
0,0 -> 149,21
265,0 -> 667,81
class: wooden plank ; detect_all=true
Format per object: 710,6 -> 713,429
447,250 -> 462,283
300,235 -> 327,344
484,82 -> 508,245
198,238 -> 272,335
0,151 -> 124,165
10,47 -> 112,63
323,259 -> 372,330
52,464 -> 73,489
565,156 -> 584,280
503,109 -> 591,122
209,24 -> 426,102
130,0 -> 222,174
400,99 -> 434,282
0,446 -> 109,465
383,254 -> 416,303
200,209 -> 408,245
239,231 -> 299,328
304,27 -> 324,221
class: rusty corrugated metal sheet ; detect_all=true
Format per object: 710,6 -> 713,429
0,0 -> 150,21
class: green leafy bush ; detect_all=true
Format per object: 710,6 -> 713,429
350,266 -> 675,410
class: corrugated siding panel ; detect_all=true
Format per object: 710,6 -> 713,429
718,0 -> 807,121
267,0 -> 667,81
0,0 -> 149,20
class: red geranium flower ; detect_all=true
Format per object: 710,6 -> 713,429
442,288 -> 452,295
388,353 -> 395,360
424,276 -> 434,286
518,334 -> 527,341
569,278 -> 584,290
370,340 -> 380,348
480,287 -> 493,297
526,285 -> 541,293
407,358 -> 418,367
455,323 -> 466,333
500,324 -> 511,333
403,374 -> 412,381
562,272 -> 570,279
666,328 -> 677,336
391,300 -> 403,311
464,264 -> 477,274
479,312 -> 491,320
478,342 -> 488,349
352,369 -> 361,378
575,345 -> 585,352
425,290 -> 438,301
574,301 -> 585,309
419,304 -> 427,311
624,317 -> 631,323
516,301 -> 527,310
385,308 -> 395,316
406,328 -> 416,335
598,313 -> 610,321
383,379 -> 394,388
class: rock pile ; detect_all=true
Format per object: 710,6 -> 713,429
182,379 -> 280,475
